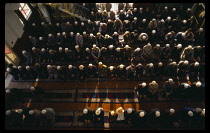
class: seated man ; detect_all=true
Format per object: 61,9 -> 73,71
163,78 -> 175,100
97,62 -> 108,78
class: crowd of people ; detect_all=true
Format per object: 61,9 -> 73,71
82,106 -> 205,129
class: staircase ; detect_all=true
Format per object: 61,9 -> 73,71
57,3 -> 89,21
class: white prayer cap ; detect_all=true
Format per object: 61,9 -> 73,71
152,80 -> 156,84
188,111 -> 193,116
134,17 -> 137,20
152,18 -> 156,21
110,111 -> 115,116
147,43 -> 151,46
183,20 -> 187,23
166,44 -> 170,47
184,60 -> 189,65
184,83 -> 189,88
168,78 -> 173,82
89,63 -> 93,67
119,64 -> 124,68
22,50 -> 26,54
196,81 -> 202,87
26,66 -> 30,69
41,22 -> 44,25
127,108 -> 133,114
85,48 -> 89,51
39,37 -> 43,40
172,62 -> 177,65
5,89 -> 10,94
155,111 -> 160,117
32,23 -> 36,26
90,33 -> 93,37
68,65 -> 72,69
181,33 -> 186,36
74,21 -> 78,24
99,62 -> 103,65
149,63 -> 153,67
165,6 -> 168,9
75,45 -> 79,49
139,111 -> 145,117
41,109 -> 47,114
93,44 -> 96,48
29,110 -> 34,115
177,44 -> 182,48
79,65 -> 84,70
6,110 -> 11,115
30,86 -> 35,91
28,36 -> 32,38
70,32 -> 74,35
32,47 -> 36,50
199,28 -> 203,31
188,45 -> 192,49
114,32 -> 118,35
161,19 -> 164,22
59,47 -> 62,50
125,45 -> 129,48
83,31 -> 86,34
81,22 -> 84,25
188,8 -> 191,11
140,7 -> 143,10
142,19 -> 146,22
83,109 -> 88,114
142,82 -> 146,87
142,36 -> 146,39
105,34 -> 109,37
57,66 -> 61,70
97,32 -> 101,35
134,8 -> 137,11
116,17 -> 119,20
47,65 -> 51,68
88,20 -> 91,23
48,34 -> 52,37
120,10 -> 123,12
65,48 -> 69,51
156,44 -> 160,47
201,109 -> 205,116
16,109 -> 23,114
100,23 -> 103,26
110,66 -> 114,70
67,22 -> 70,24
135,47 -> 141,51
7,68 -> 11,72
194,62 -> 199,66
56,23 -> 59,26
76,33 -> 80,36
95,109 -> 101,115
158,62 -> 163,66
173,8 -> 176,11
57,33 -> 61,36
41,48 -> 45,51
167,17 -> 171,20
170,108 -> 175,113
109,45 -> 114,49
108,19 -> 111,22
152,30 -> 156,34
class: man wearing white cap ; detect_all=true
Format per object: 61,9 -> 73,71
56,65 -> 66,80
153,44 -> 161,61
189,81 -> 204,100
142,43 -> 155,61
194,27 -> 205,46
133,110 -> 147,128
56,47 -> 65,64
165,61 -> 178,78
22,50 -> 33,65
96,32 -> 104,48
157,19 -> 166,32
41,108 -> 56,126
55,32 -> 63,49
148,18 -> 158,31
63,47 -> 76,63
106,45 -> 116,61
188,62 -> 200,82
6,67 -> 19,80
124,44 -> 132,61
124,108 -> 135,124
83,47 -> 93,62
79,22 -> 87,34
153,61 -> 165,77
181,107 -> 195,127
175,82 -> 191,99
93,107 -> 104,124
91,44 -> 101,63
87,63 -> 97,78
98,62 -> 108,78
69,32 -> 76,49
74,45 -> 83,63
148,81 -> 159,101
55,22 -> 62,34
107,66 -> 117,79
25,65 -> 37,80
123,31 -> 132,45
149,30 -> 158,45
103,34 -> 113,48
139,18 -> 147,32
86,20 -> 95,34
148,108 -> 162,128
126,64 -> 136,81
66,64 -> 77,81
88,33 -> 97,47
175,31 -> 187,45
99,22 -> 107,36
47,33 -> 56,49
161,44 -> 171,60
28,35 -> 38,48
136,82 -> 149,99
180,45 -> 194,61
162,108 -> 180,128
163,78 -> 175,100
132,47 -> 145,62
171,44 -> 183,61
82,107 -> 93,123
116,64 -> 126,79
144,63 -> 155,79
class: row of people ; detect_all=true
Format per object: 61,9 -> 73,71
22,43 -> 205,66
82,106 -> 205,128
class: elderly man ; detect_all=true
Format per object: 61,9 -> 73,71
124,45 -> 132,61
133,110 -> 148,128
124,108 -> 135,124
188,62 -> 200,82
154,62 -> 165,77
135,82 -> 149,99
93,107 -> 104,124
91,44 -> 101,64
116,64 -> 126,79
107,66 -> 117,79
142,43 -> 155,61
132,47 -> 145,62
82,107 -> 93,123
135,63 -> 144,79
87,63 -> 97,78
22,50 -> 33,65
180,45 -> 194,61
147,108 -> 162,128
144,63 -> 155,80
163,78 -> 175,100
126,64 -> 135,81
78,65 -> 87,81
97,62 -> 108,78
41,108 -> 56,126
148,81 -> 159,101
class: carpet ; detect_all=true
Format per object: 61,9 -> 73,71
76,88 -> 139,103
72,111 -> 104,128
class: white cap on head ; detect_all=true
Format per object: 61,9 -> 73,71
134,17 -> 137,20
125,45 -> 129,48
152,81 -> 156,85
85,48 -> 89,51
75,21 -> 78,24
155,111 -> 160,117
167,17 -> 171,20
201,109 -> 205,116
41,22 -> 44,25
89,64 -> 93,67
134,8 -> 137,11
135,47 -> 141,51
152,30 -> 156,34
30,86 -> 35,91
18,66 -> 22,69
196,81 -> 202,87
194,62 -> 199,66
88,20 -> 91,23
149,63 -> 153,67
79,65 -> 84,70
188,45 -> 192,49
5,89 -> 10,94
39,37 -> 43,40
75,45 -> 79,49
139,111 -> 145,117
77,33 -> 80,36
22,50 -> 26,54
41,109 -> 47,114
6,110 -> 11,115
56,23 -> 59,26
65,48 -> 69,51
188,111 -> 193,116
184,83 -> 189,88
168,78 -> 173,82
142,19 -> 146,22
26,66 -> 30,69
156,44 -> 160,47
199,28 -> 203,31
127,108 -> 133,114
48,34 -> 52,37
67,22 -> 70,24
29,110 -> 34,115
152,18 -> 156,21
59,47 -> 62,50
116,47 -> 120,51
99,62 -> 102,65
142,82 -> 146,87
57,33 -> 61,36
97,32 -> 101,35
158,62 -> 163,66
181,33 -> 186,37
68,65 -> 72,69
165,6 -> 168,9
49,49 -> 53,52
70,32 -> 74,35
183,20 -> 187,23
47,65 -> 51,68
57,66 -> 61,70
119,64 -> 124,68
110,66 -> 114,70
172,62 -> 176,65
83,31 -> 86,34
32,47 -> 36,50
28,36 -> 32,39
120,10 -> 123,12
110,111 -> 115,116
95,109 -> 101,115
166,44 -> 170,47
109,45 -> 114,49
90,33 -> 93,37
184,60 -> 189,65
93,44 -> 96,48
32,23 -> 35,26
170,108 -> 175,113
161,19 -> 164,22
147,43 -> 151,46
83,109 -> 88,114
16,109 -> 23,114
140,7 -> 143,10
81,22 -> 84,26
108,19 -> 111,22
7,68 -> 11,72
173,8 -> 176,11
41,48 -> 45,52
142,36 -> 146,39
114,32 -> 118,35
188,8 -> 191,11
177,44 -> 182,48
